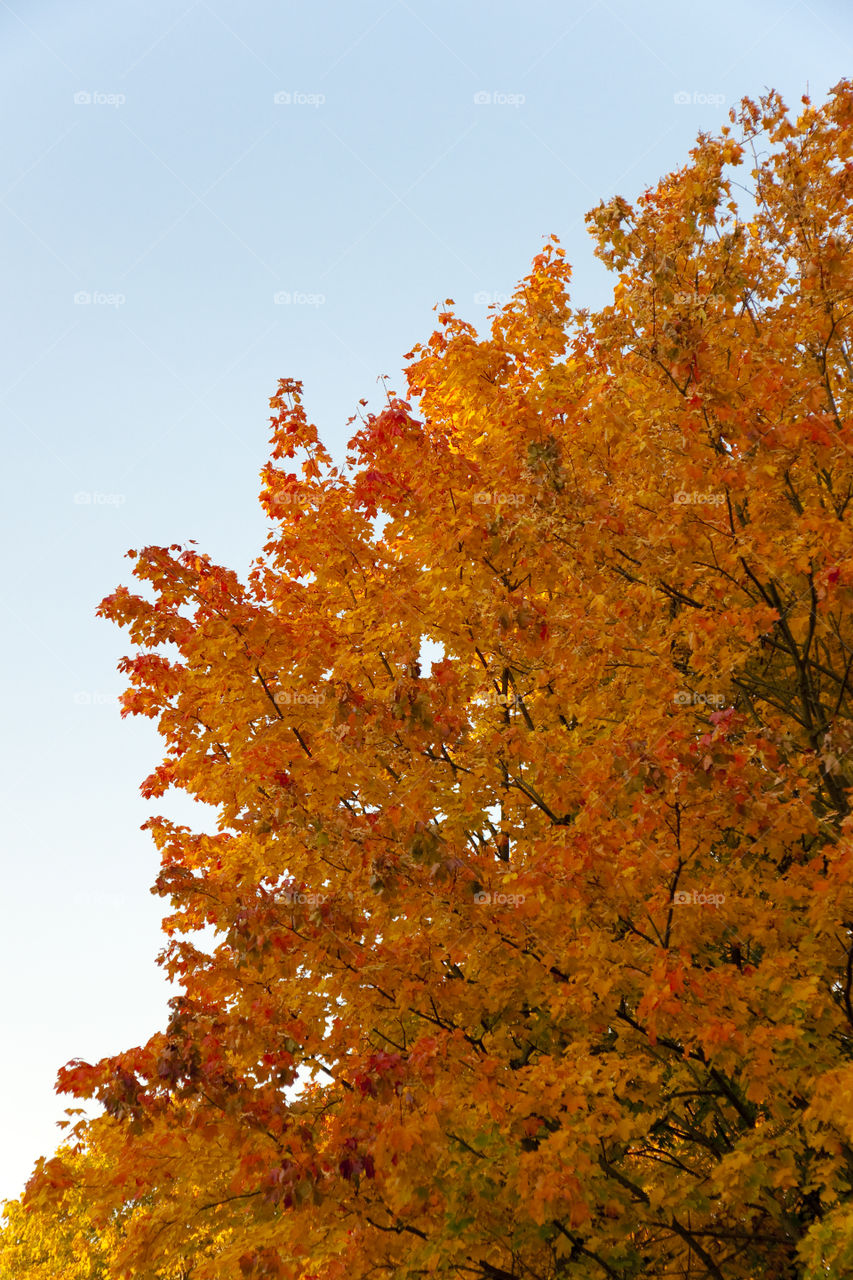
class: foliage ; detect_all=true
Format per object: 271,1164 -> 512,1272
6,81 -> 853,1279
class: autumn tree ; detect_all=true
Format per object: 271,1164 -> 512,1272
6,81 -> 853,1280
0,1140 -> 137,1280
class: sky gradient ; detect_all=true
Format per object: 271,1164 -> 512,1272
2,0 -> 851,1203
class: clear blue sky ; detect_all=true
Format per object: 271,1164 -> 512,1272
1,0 -> 850,1203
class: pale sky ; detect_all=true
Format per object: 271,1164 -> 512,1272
2,0 -> 851,1203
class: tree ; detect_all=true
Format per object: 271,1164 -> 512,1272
0,1140 -> 132,1280
5,81 -> 853,1280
